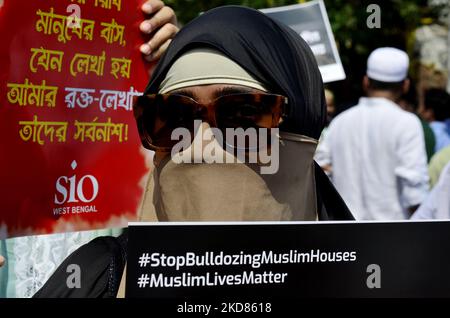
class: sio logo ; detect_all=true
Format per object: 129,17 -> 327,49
54,160 -> 99,204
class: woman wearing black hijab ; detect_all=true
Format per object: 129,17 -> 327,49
34,5 -> 353,298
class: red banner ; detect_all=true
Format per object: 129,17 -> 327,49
0,0 -> 151,238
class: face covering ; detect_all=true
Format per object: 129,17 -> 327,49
139,122 -> 318,222
155,161 -> 293,221
136,6 -> 326,222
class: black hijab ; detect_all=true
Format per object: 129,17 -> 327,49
144,5 -> 353,221
144,5 -> 326,140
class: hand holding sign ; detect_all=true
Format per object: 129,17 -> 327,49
139,0 -> 179,62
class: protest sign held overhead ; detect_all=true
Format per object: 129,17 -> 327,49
0,0 -> 151,239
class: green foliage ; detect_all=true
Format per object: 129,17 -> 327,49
165,0 -> 298,26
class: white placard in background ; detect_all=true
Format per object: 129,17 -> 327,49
261,0 -> 346,83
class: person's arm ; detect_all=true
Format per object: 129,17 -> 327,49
395,116 -> 430,216
412,161 -> 450,220
410,188 -> 436,220
33,235 -> 126,298
139,0 -> 179,62
314,128 -> 333,175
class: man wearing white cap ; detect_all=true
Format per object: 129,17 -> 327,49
315,47 -> 429,220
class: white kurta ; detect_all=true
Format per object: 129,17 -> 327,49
315,97 -> 429,220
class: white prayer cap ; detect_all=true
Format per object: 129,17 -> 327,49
366,47 -> 409,82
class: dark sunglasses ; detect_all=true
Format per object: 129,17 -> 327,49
133,93 -> 289,152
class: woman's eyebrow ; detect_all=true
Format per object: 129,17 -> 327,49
169,89 -> 196,99
213,86 -> 254,99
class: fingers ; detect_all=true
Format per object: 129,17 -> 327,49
139,1 -> 178,61
141,0 -> 165,15
141,21 -> 177,59
0,255 -> 5,267
144,39 -> 172,62
140,6 -> 176,36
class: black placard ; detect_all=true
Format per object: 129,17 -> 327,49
126,221 -> 450,298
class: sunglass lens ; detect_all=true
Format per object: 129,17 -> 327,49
144,95 -> 196,149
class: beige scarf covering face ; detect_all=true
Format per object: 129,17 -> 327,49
147,129 -> 318,222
